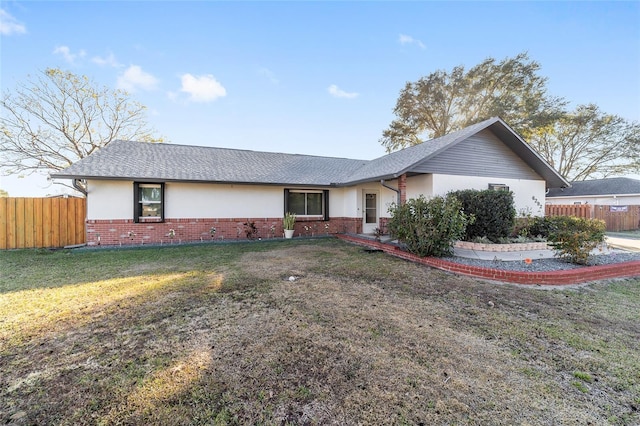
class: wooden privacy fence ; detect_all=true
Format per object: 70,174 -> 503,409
545,204 -> 640,232
0,197 -> 86,249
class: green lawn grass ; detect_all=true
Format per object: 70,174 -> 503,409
1,239 -> 639,425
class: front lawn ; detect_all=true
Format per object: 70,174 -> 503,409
1,239 -> 639,425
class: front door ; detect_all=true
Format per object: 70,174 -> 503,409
362,191 -> 379,234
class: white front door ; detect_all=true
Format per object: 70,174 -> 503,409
362,191 -> 379,234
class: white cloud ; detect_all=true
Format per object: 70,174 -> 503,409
53,45 -> 86,64
0,9 -> 26,35
92,52 -> 122,68
117,65 -> 159,92
399,33 -> 426,49
258,67 -> 279,84
328,84 -> 359,99
180,73 -> 226,102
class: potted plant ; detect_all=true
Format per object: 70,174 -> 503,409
283,212 -> 296,238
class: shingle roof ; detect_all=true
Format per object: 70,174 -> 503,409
52,117 -> 569,188
547,177 -> 640,197
343,117 -> 501,183
52,141 -> 368,186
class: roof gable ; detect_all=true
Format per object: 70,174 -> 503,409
341,117 -> 569,188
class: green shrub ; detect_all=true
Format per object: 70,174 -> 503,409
449,189 -> 516,242
387,195 -> 472,257
541,216 -> 606,265
528,216 -> 555,239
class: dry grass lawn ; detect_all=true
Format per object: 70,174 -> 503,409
1,238 -> 639,425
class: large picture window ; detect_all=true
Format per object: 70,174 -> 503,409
134,182 -> 164,222
284,189 -> 329,220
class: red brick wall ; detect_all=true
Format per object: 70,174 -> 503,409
86,217 -> 363,246
399,173 -> 407,204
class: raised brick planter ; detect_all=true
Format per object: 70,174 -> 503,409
338,235 -> 640,286
454,241 -> 549,252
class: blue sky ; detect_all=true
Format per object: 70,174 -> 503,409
1,1 -> 639,196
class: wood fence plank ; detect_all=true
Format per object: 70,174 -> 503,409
547,204 -> 640,232
15,198 -> 26,249
42,198 -> 52,248
0,198 -> 7,250
34,198 -> 43,248
76,198 -> 86,244
66,198 -> 75,246
24,198 -> 35,248
51,198 -> 61,248
7,199 -> 16,249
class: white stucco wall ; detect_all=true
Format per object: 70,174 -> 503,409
167,182 -> 284,218
406,174 -> 434,200
86,174 -> 549,221
87,180 -> 133,220
431,174 -> 547,216
86,180 -> 356,220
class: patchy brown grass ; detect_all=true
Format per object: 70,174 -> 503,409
1,239 -> 639,425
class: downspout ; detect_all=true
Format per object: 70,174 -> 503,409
381,179 -> 401,205
73,179 -> 87,196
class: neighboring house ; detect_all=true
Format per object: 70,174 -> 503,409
546,177 -> 640,205
52,117 -> 568,245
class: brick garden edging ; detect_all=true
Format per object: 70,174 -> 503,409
337,235 -> 640,286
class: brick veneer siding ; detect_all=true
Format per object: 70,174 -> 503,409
86,217 -> 362,246
337,234 -> 640,286
399,173 -> 407,204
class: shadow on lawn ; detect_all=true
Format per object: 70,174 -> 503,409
0,270 -> 234,424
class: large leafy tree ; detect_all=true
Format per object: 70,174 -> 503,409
380,53 -> 640,181
527,104 -> 640,181
380,52 -> 564,152
1,68 -> 162,191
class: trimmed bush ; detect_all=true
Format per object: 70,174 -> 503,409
449,189 -> 516,242
528,216 -> 555,239
537,216 -> 606,265
387,195 -> 472,257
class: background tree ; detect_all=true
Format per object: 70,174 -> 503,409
380,52 -> 564,152
380,53 -> 640,180
527,104 -> 640,181
1,68 -> 162,192
0,189 -> 8,197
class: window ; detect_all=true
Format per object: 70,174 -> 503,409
284,189 -> 329,220
488,183 -> 509,191
134,182 -> 164,222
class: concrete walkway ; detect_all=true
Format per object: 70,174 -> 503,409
605,236 -> 640,252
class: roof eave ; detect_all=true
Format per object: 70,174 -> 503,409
51,174 -> 336,187
488,119 -> 570,189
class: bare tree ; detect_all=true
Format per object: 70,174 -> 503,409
1,68 -> 162,191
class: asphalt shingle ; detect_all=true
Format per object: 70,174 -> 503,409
53,141 -> 369,186
547,177 -> 640,197
52,117 -> 568,188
